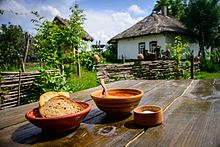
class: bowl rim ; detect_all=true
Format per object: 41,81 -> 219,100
90,88 -> 144,99
25,102 -> 92,120
133,105 -> 163,114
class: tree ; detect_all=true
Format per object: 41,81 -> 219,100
154,0 -> 169,12
168,0 -> 185,20
32,4 -> 88,77
0,24 -> 26,70
183,0 -> 220,59
153,0 -> 185,20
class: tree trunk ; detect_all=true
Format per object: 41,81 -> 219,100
201,30 -> 205,60
23,33 -> 30,72
76,51 -> 81,77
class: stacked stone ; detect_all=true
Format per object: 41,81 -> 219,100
96,60 -> 184,82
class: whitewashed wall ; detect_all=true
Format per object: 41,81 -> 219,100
117,33 -> 200,59
117,34 -> 165,59
189,43 -> 200,57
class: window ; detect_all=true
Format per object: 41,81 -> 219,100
149,41 -> 157,53
138,42 -> 145,54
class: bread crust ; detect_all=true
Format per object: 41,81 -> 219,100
39,95 -> 84,118
39,92 -> 70,107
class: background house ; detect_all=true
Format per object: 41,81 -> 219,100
108,10 -> 199,60
53,16 -> 94,42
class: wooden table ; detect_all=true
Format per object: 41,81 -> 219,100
0,80 -> 219,147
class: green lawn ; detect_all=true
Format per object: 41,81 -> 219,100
195,71 -> 220,80
67,67 -> 98,93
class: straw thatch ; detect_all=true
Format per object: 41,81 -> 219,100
108,13 -> 186,43
53,16 -> 94,41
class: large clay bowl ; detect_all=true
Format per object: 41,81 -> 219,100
90,88 -> 144,115
25,102 -> 91,132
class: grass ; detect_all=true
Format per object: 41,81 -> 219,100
67,67 -> 98,93
195,71 -> 220,80
0,63 -> 41,72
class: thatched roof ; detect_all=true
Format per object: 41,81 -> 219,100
53,16 -> 94,41
108,13 -> 186,43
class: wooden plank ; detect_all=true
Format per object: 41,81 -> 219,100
0,71 -> 39,75
1,104 -> 18,109
2,91 -> 33,99
129,80 -> 220,147
0,80 -> 192,146
1,77 -> 36,84
1,101 -> 18,107
0,81 -> 34,88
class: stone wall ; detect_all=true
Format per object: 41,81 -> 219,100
96,60 -> 182,82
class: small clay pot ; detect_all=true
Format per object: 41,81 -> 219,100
134,105 -> 163,126
93,54 -> 100,64
137,54 -> 144,60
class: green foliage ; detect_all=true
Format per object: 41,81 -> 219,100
154,0 -> 169,10
0,24 -> 26,70
183,70 -> 190,79
29,68 -> 69,102
170,36 -> 190,71
183,0 -> 220,57
80,51 -> 101,71
32,4 -> 87,69
153,0 -> 185,20
156,72 -> 172,80
184,60 -> 191,70
66,67 -> 98,92
33,68 -> 69,92
195,71 -> 220,79
168,0 -> 185,20
200,50 -> 220,72
103,44 -> 118,63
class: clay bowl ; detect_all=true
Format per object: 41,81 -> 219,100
134,105 -> 163,126
25,102 -> 91,132
90,88 -> 144,115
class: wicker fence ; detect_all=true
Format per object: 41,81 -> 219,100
0,70 -> 56,110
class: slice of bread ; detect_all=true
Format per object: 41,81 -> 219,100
39,95 -> 84,118
39,92 -> 70,107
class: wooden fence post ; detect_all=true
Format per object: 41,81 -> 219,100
191,51 -> 194,79
18,71 -> 22,106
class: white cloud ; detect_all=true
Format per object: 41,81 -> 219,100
84,10 -> 143,44
0,1 -> 148,45
42,5 -> 61,16
0,0 -> 30,15
128,5 -> 145,15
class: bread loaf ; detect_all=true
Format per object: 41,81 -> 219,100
39,92 -> 70,107
39,95 -> 83,118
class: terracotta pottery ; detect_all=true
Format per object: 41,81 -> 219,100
137,54 -> 144,60
134,105 -> 163,126
25,102 -> 91,132
90,88 -> 144,115
93,54 -> 100,64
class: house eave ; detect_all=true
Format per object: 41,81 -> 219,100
108,31 -> 186,44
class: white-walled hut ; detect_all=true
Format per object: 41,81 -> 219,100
108,11 -> 199,60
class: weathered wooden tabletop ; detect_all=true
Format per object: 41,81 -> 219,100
0,80 -> 219,147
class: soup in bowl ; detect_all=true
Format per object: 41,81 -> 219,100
90,88 -> 144,115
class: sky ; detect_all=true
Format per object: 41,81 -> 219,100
0,0 -> 157,44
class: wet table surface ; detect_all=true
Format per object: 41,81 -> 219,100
0,79 -> 219,147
